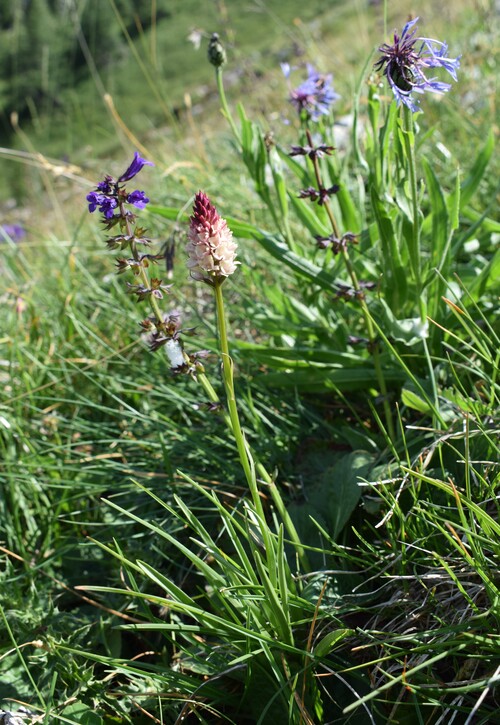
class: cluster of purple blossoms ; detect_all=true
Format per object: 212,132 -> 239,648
86,152 -> 153,220
375,17 -> 461,112
282,63 -> 339,121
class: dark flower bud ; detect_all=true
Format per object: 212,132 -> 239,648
208,33 -> 226,68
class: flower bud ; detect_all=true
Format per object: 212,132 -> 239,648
208,33 -> 226,68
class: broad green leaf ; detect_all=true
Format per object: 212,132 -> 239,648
375,299 -> 429,345
461,208 -> 500,233
315,451 -> 373,539
61,702 -> 104,725
288,193 -> 330,238
255,365 -> 406,393
422,156 -> 449,271
337,183 -> 360,232
233,342 -> 365,368
402,386 -> 432,413
277,144 -> 311,186
268,146 -> 289,220
370,187 -> 407,311
467,248 -> 500,300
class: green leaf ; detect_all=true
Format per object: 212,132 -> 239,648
370,187 -> 407,311
422,157 -> 449,271
314,628 -> 355,658
460,129 -> 494,209
238,104 -> 270,201
288,194 -> 330,238
402,386 -> 432,414
316,451 -> 372,539
255,365 -> 406,393
268,146 -> 289,220
336,182 -> 360,232
467,248 -> 500,300
375,299 -> 429,345
61,701 -> 104,725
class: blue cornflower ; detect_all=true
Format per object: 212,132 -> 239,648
282,63 -> 339,121
375,17 -> 460,112
118,152 -> 154,182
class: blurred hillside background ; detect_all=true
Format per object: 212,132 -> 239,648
0,0 -> 496,223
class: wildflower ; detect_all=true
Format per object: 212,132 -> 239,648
282,63 -> 339,121
0,224 -> 25,241
118,152 -> 154,183
126,190 -> 150,209
87,191 -> 118,219
187,192 -> 238,282
87,153 -> 154,220
375,17 -> 461,112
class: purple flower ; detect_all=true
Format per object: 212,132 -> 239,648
375,17 -> 461,112
0,224 -> 25,241
87,153 -> 154,223
97,177 -> 114,194
86,191 -> 118,218
282,63 -> 339,121
127,190 -> 150,210
118,152 -> 154,183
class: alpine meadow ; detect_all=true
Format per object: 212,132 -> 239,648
0,1 -> 499,723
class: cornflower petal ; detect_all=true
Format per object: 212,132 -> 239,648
284,63 -> 339,121
375,16 -> 460,112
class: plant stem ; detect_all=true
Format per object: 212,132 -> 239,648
401,107 -> 425,323
215,66 -> 241,149
212,279 -> 310,571
122,202 -> 166,331
306,130 -> 395,441
213,281 -> 270,534
195,361 -> 310,571
401,108 -> 439,421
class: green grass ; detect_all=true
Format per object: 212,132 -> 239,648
0,0 -> 499,722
